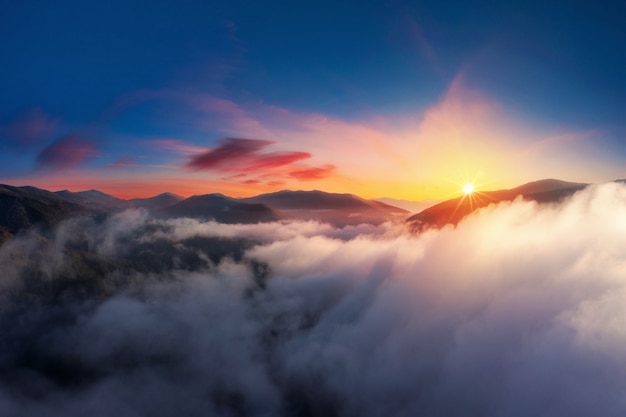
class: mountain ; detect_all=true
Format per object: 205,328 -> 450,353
2,179 -> 615,243
161,194 -> 284,224
241,190 -> 409,226
406,179 -> 589,231
0,184 -> 279,244
0,184 -> 95,244
128,192 -> 184,210
55,190 -> 184,211
55,189 -> 128,210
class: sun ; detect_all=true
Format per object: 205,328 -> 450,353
463,183 -> 475,195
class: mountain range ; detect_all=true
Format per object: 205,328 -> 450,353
54,189 -> 184,211
1,179 -> 621,244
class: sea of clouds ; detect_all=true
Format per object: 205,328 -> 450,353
0,182 -> 625,417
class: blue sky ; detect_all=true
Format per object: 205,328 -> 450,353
0,0 -> 624,198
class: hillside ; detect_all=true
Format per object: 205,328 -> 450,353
406,179 -> 589,231
0,184 -> 95,244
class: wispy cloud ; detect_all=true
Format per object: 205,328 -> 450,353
101,80 -> 617,198
36,134 -> 99,171
187,137 -> 311,174
404,16 -> 441,76
109,156 -> 139,168
289,164 -> 336,181
1,108 -> 59,149
152,138 -> 208,155
10,74 -> 618,199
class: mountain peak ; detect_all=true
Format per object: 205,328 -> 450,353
406,178 -> 591,231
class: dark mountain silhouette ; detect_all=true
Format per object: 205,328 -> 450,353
0,187 -> 186,244
55,189 -> 128,210
0,184 -> 95,244
128,192 -> 184,210
161,194 -> 284,224
56,190 -> 184,211
1,179 -> 620,243
406,179 -> 590,231
241,190 -> 409,226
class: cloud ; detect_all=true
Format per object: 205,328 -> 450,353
0,108 -> 59,149
172,79 -> 622,199
403,16 -> 441,76
109,156 -> 139,168
242,179 -> 261,185
36,134 -> 99,171
187,137 -> 311,174
28,79 -> 614,201
0,183 -> 624,416
152,138 -> 208,155
6,78 -> 619,201
289,164 -> 336,181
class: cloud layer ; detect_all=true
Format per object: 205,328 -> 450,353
0,183 -> 624,416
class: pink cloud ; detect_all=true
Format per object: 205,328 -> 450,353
27,75 -> 605,200
221,173 -> 248,181
289,164 -> 336,181
244,152 -> 312,171
36,134 -> 99,171
187,138 -> 311,174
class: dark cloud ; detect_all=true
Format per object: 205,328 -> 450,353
289,164 -> 336,181
36,134 -> 99,170
0,183 -> 624,416
187,138 -> 311,174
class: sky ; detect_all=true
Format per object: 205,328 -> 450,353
0,0 -> 624,200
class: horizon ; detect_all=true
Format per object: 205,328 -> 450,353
1,176 -> 620,202
1,1 -> 624,200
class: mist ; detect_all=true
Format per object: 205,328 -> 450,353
0,182 -> 625,417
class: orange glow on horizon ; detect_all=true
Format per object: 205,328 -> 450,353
1,78 -> 613,202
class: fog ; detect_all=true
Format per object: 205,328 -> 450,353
0,182 -> 625,417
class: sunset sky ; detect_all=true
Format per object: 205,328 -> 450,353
1,0 -> 624,200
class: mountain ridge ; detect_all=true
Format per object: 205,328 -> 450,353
160,193 -> 284,224
0,184 -> 95,244
1,179 -> 621,243
405,178 -> 600,231
241,189 -> 409,226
